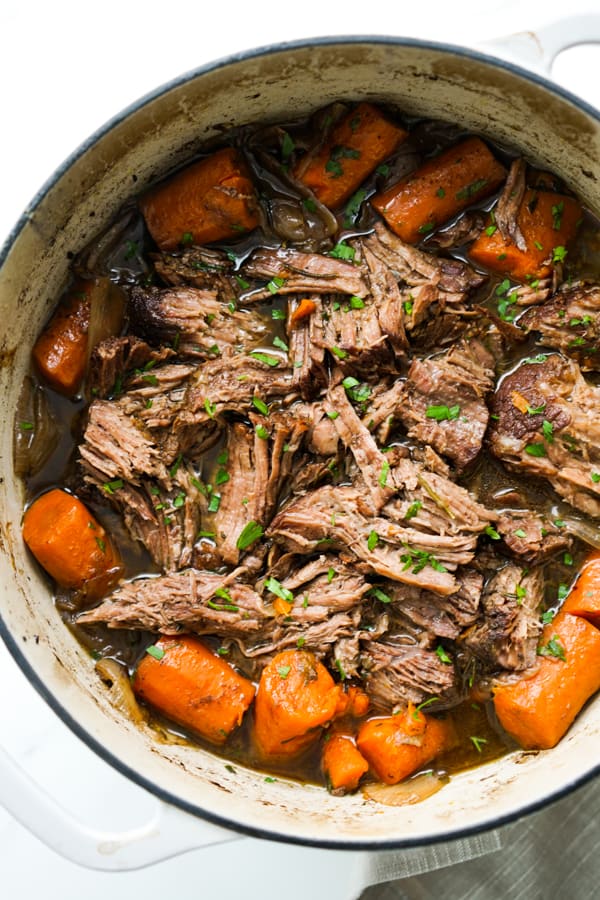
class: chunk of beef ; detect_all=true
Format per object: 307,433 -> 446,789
494,158 -> 527,251
489,354 -> 600,517
362,636 -> 460,712
88,336 -> 175,399
170,355 -> 294,459
325,378 -> 396,510
461,564 -> 543,671
394,339 -> 495,471
427,210 -> 486,250
79,400 -> 169,486
387,568 -> 483,640
77,568 -> 270,636
496,509 -> 572,564
286,296 -> 328,400
241,246 -> 368,300
211,412 -> 308,565
519,282 -> 600,371
109,464 -> 205,572
129,286 -> 267,358
361,241 -> 408,359
316,295 -> 395,375
151,246 -> 237,296
269,478 -> 494,596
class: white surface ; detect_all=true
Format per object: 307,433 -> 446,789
1,1 -> 600,897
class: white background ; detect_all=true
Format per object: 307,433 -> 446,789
1,1 -> 600,897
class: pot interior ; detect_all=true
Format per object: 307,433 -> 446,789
2,38 -> 600,847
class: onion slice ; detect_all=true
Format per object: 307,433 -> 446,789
362,770 -> 449,806
95,657 -> 146,725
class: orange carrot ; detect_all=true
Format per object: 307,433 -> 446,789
22,488 -> 122,598
469,189 -> 582,282
289,298 -> 317,329
253,649 -> 342,758
356,705 -> 457,785
335,685 -> 370,719
562,552 -> 600,627
322,733 -> 369,794
140,147 -> 259,250
32,280 -> 91,395
493,607 -> 600,749
133,635 -> 255,745
371,136 -> 506,244
295,103 -> 408,210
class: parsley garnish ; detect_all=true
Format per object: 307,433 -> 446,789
146,645 -> 165,661
426,404 -> 460,421
538,635 -> 566,661
236,520 -> 264,550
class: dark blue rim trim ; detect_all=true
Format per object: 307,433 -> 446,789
2,34 -> 600,850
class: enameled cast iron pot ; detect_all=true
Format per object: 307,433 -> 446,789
2,32 -> 600,857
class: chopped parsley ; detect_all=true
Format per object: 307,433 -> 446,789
425,404 -> 460,421
435,645 -> 452,664
236,520 -> 264,550
485,525 -> 501,540
368,586 -> 392,604
252,397 -> 269,415
278,665 -> 291,679
272,335 -> 289,352
455,178 -> 488,201
537,635 -> 566,661
552,245 -> 568,263
146,645 -> 165,661
470,736 -> 488,753
250,351 -> 281,367
103,479 -> 124,495
350,295 -> 365,309
271,308 -> 287,320
329,241 -> 355,262
207,493 -> 221,513
331,346 -> 348,360
265,577 -> 294,604
378,460 -> 390,487
401,547 -> 447,574
266,276 -> 286,295
204,397 -> 217,418
342,376 -> 371,404
255,424 -> 270,440
367,530 -> 379,551
525,443 -> 547,457
405,501 -> 422,520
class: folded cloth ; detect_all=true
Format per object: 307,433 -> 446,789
359,775 -> 600,900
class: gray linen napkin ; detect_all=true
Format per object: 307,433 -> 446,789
359,775 -> 600,900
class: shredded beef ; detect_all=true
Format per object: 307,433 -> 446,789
241,246 -> 368,300
489,354 -> 600,517
362,636 -> 460,712
519,282 -> 600,370
461,563 -> 543,671
77,568 -> 270,635
129,285 -> 268,358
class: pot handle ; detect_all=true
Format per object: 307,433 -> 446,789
481,12 -> 600,76
0,744 -> 242,870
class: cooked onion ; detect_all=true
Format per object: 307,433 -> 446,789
95,657 -> 146,725
562,516 -> 600,549
85,278 -> 126,367
13,377 -> 59,476
362,770 -> 449,806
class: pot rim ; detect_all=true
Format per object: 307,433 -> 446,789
2,33 -> 600,850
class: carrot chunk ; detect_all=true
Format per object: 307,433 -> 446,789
563,552 -> 600,627
322,734 -> 369,794
289,298 -> 317,329
356,706 -> 457,785
133,635 -> 255,745
371,136 -> 506,244
295,103 -> 408,210
335,684 -> 370,719
469,189 -> 582,282
140,147 -> 259,250
493,608 -> 600,749
254,649 -> 342,758
22,488 -> 122,598
32,280 -> 91,395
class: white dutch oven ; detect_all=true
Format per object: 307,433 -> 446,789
2,17 -> 600,873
